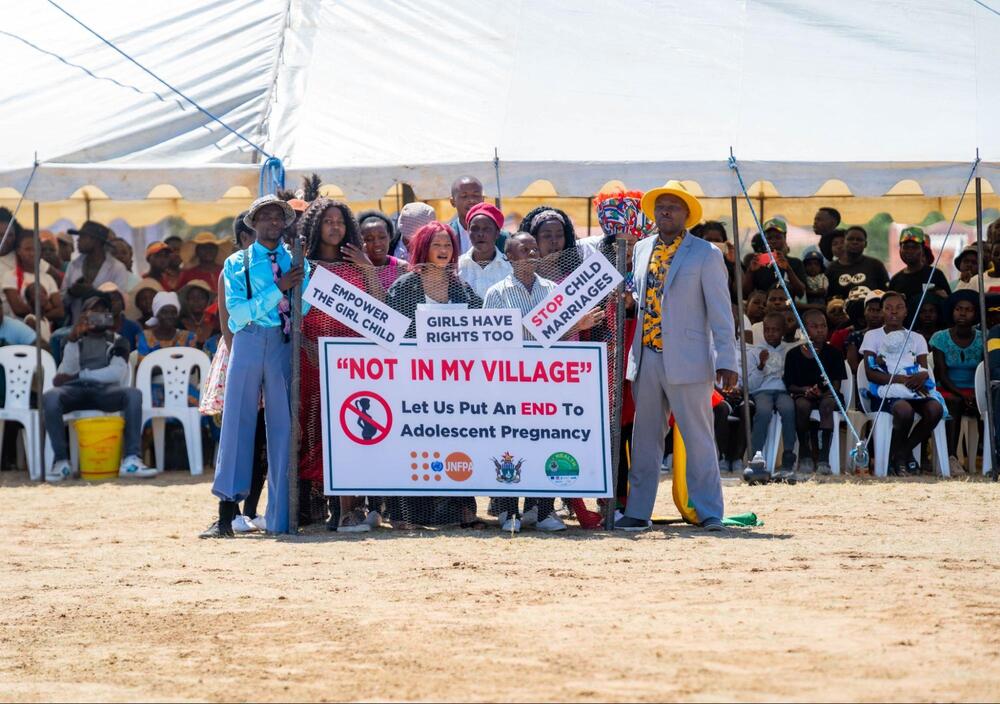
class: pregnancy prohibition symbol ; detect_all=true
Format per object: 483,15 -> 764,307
340,391 -> 393,445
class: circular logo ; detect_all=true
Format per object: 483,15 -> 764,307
545,452 -> 579,487
431,461 -> 444,472
445,452 -> 473,482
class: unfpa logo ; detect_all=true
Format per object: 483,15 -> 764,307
409,451 -> 473,482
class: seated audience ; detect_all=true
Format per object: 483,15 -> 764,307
178,232 -> 230,289
843,290 -> 883,372
861,291 -> 944,476
745,289 -> 767,325
3,230 -> 64,340
910,295 -> 944,344
748,311 -> 797,476
143,241 -> 179,292
97,282 -> 141,352
61,220 -> 132,324
783,309 -> 846,475
108,238 -> 141,291
802,250 -> 828,305
42,295 -> 154,482
825,225 -> 889,300
137,291 -> 196,362
751,286 -> 802,345
39,231 -> 65,287
178,280 -> 218,350
744,219 -> 806,299
930,290 -> 983,477
960,240 -> 1000,294
131,277 -> 164,329
951,245 -> 980,291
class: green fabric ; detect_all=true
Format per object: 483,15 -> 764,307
722,512 -> 763,527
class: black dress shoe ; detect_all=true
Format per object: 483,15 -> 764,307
614,515 -> 650,531
199,501 -> 236,538
198,520 -> 234,539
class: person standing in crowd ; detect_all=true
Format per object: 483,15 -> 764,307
747,311 -> 798,477
386,221 -> 484,529
448,176 -> 492,254
457,202 -> 512,299
97,281 -> 141,352
178,232 -> 230,289
43,295 -> 154,482
825,226 -> 889,301
61,220 -> 132,324
484,232 -> 566,532
297,198 -> 379,533
143,241 -> 179,292
783,309 -> 845,475
960,240 -> 1000,294
930,290 -> 983,477
889,227 -> 951,300
358,210 -> 404,290
521,206 -> 584,282
802,251 -> 828,305
861,291 -> 944,476
3,229 -> 64,338
951,245 -> 980,291
178,280 -> 218,349
744,219 -> 806,299
813,207 -> 842,261
392,201 -> 436,261
615,182 -> 737,532
200,195 -> 309,538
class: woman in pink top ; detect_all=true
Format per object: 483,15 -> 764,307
358,210 -> 403,290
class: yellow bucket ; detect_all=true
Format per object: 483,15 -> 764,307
74,416 -> 125,481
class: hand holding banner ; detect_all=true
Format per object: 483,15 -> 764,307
303,266 -> 409,348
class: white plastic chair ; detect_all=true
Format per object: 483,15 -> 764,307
135,347 -> 210,475
0,346 -> 56,480
761,361 -> 853,475
974,361 -> 992,476
856,361 -> 950,477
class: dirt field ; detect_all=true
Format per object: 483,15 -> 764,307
2,472 -> 1000,703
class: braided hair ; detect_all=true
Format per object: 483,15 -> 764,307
518,205 -> 576,250
298,197 -> 361,261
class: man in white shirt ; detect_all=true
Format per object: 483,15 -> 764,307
457,201 -> 512,299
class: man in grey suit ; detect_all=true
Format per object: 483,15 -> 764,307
615,181 -> 739,532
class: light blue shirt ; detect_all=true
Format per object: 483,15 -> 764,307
224,240 -> 312,334
0,316 -> 37,346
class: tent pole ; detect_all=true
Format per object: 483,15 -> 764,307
287,232 -> 303,532
33,199 -> 45,482
604,237 -> 627,530
731,197 -> 753,461
974,177 -> 996,480
586,197 -> 593,237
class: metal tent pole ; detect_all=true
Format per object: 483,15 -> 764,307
604,237 -> 627,530
731,197 -> 752,459
974,177 -> 997,480
33,199 -> 45,481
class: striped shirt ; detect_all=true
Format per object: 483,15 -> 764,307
484,272 -> 557,339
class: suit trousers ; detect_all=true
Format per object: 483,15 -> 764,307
212,324 -> 291,533
627,350 -> 724,522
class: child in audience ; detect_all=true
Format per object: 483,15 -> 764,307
803,251 -> 828,305
783,309 -> 846,475
747,311 -> 797,476
745,289 -> 767,325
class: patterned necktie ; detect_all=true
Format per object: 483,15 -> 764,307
267,251 -> 291,335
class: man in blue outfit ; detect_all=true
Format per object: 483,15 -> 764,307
200,195 -> 310,538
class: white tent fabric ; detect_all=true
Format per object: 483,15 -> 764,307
2,0 -> 999,201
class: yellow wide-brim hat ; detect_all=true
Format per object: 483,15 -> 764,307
640,180 -> 703,229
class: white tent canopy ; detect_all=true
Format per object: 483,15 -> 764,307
2,0 -> 999,202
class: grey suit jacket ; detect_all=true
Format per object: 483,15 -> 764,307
625,233 -> 738,385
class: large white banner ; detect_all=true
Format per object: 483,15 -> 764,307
319,338 -> 612,497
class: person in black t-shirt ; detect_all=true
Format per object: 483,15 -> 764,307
782,308 -> 846,475
889,226 -> 951,300
813,207 -> 842,261
826,225 -> 890,300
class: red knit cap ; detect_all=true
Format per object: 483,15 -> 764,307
465,202 -> 504,231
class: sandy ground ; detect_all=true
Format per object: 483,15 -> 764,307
2,472 -> 1000,703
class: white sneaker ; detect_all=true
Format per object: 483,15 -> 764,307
536,512 -> 567,532
231,514 -> 258,533
250,515 -> 267,532
499,512 -> 521,533
364,510 -> 383,528
46,459 -> 71,483
520,505 -> 539,527
119,455 -> 157,478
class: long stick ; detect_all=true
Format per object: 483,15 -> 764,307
493,147 -> 502,209
974,177 -> 996,480
287,233 -> 303,532
730,197 -> 752,460
33,198 -> 44,481
604,237 -> 627,530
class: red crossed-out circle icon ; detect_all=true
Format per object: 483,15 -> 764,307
340,391 -> 393,445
